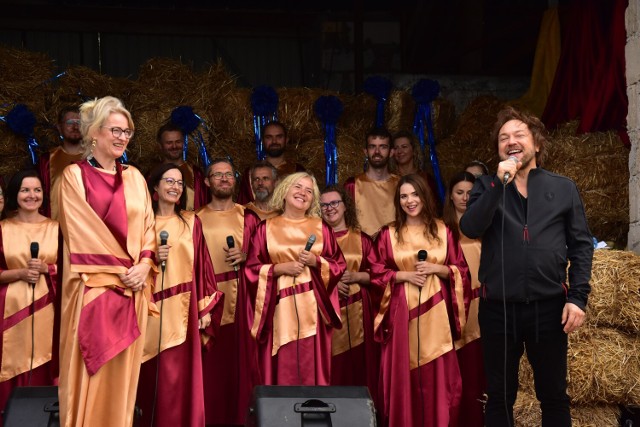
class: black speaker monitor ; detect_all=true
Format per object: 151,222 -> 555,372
247,385 -> 376,427
3,386 -> 59,427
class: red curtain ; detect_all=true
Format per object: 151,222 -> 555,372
542,0 -> 629,147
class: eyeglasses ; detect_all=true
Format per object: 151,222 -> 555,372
65,119 -> 81,127
209,171 -> 235,180
160,177 -> 184,188
320,200 -> 343,210
101,126 -> 134,139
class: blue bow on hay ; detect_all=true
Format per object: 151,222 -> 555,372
1,104 -> 41,165
314,95 -> 343,186
411,79 -> 445,202
363,76 -> 392,127
170,106 -> 212,170
251,86 -> 279,161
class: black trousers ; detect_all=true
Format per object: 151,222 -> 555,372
479,296 -> 571,427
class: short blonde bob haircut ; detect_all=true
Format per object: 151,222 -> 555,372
268,172 -> 321,218
79,96 -> 134,159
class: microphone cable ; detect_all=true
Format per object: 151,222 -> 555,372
417,284 -> 425,427
292,274 -> 302,385
500,181 -> 513,427
28,278 -> 36,386
150,265 -> 166,426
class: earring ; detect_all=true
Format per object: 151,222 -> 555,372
152,191 -> 159,202
91,139 -> 97,151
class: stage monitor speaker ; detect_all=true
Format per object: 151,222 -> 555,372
3,386 -> 59,427
246,385 -> 376,427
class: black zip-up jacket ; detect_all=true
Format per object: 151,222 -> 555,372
459,168 -> 593,310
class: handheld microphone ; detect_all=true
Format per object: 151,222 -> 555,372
226,236 -> 238,271
29,242 -> 39,285
159,230 -> 169,270
502,156 -> 519,185
304,234 -> 317,251
417,249 -> 427,262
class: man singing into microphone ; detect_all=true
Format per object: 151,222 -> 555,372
460,107 -> 593,427
196,158 -> 261,427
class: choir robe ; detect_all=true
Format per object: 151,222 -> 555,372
330,228 -> 381,400
38,147 -> 83,219
237,160 -> 305,205
371,221 -> 469,427
58,160 -> 158,427
196,204 -> 261,426
136,212 -> 224,427
0,218 -> 59,423
244,201 -> 279,221
454,232 -> 485,427
344,173 -> 400,237
246,217 -> 346,386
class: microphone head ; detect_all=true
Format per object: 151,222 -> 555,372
159,230 -> 169,245
417,249 -> 427,262
30,242 -> 39,259
304,234 -> 317,251
226,235 -> 235,249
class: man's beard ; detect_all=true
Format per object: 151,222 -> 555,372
368,156 -> 389,168
266,146 -> 284,157
212,186 -> 234,199
66,137 -> 83,145
254,188 -> 271,202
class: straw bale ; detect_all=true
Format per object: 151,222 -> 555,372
514,390 -> 620,427
586,250 -> 640,333
518,326 -> 640,406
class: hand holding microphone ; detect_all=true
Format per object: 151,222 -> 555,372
298,234 -> 317,268
159,230 -> 169,271
26,242 -> 40,285
225,235 -> 245,271
500,156 -> 520,185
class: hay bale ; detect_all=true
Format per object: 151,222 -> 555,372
514,391 -> 620,427
587,250 -> 640,333
519,326 -> 640,406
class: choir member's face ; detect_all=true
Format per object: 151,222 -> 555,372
284,177 -> 314,213
320,191 -> 345,228
263,124 -> 287,157
498,119 -> 538,169
95,112 -> 131,160
451,180 -> 473,215
156,168 -> 184,205
251,166 -> 276,202
206,162 -> 235,199
17,177 -> 43,213
364,136 -> 393,168
399,183 -> 423,219
158,130 -> 183,162
58,111 -> 82,145
392,137 -> 413,167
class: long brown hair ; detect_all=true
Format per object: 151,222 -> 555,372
393,173 -> 439,244
442,171 -> 476,242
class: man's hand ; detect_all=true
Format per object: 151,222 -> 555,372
561,302 -> 585,333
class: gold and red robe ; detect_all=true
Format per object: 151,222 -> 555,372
196,204 -> 261,426
371,221 -> 470,427
38,147 -> 83,219
246,217 -> 346,386
454,231 -> 485,427
58,160 -> 158,427
344,173 -> 400,237
244,201 -> 279,221
136,212 -> 223,427
330,228 -> 381,400
0,217 -> 59,423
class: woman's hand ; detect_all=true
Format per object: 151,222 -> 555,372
157,244 -> 170,264
396,271 -> 427,287
298,250 -> 317,268
27,259 -> 49,274
199,313 -> 212,330
19,267 -> 40,284
274,261 -> 305,277
337,282 -> 350,299
224,247 -> 246,268
119,263 -> 152,292
415,261 -> 449,279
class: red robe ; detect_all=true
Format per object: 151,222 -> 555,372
371,221 -> 469,427
136,212 -> 223,427
246,217 -> 346,386
330,229 -> 381,402
197,205 -> 261,426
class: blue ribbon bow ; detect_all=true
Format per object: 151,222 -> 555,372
314,95 -> 344,186
363,76 -> 392,127
250,86 -> 279,160
2,104 -> 40,165
170,106 -> 212,170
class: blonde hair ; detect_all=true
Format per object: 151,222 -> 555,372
79,96 -> 134,159
268,172 -> 321,218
